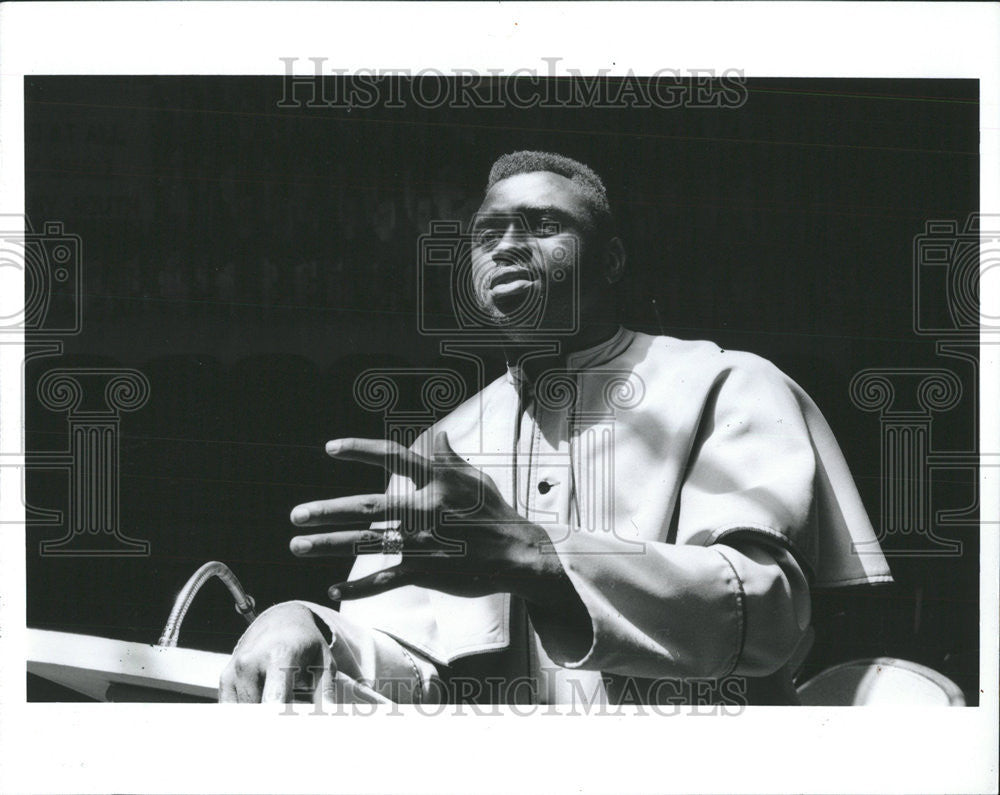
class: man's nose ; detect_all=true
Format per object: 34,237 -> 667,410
493,224 -> 532,260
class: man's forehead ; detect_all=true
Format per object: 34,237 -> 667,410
477,171 -> 590,213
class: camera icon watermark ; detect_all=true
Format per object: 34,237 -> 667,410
912,213 -> 1000,337
0,214 -> 82,336
416,217 -> 581,339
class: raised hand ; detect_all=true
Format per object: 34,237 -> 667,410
288,431 -> 563,603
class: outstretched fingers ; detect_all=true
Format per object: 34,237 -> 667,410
289,529 -> 389,557
326,438 -> 431,484
290,493 -> 413,527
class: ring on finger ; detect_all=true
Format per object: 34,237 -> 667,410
381,528 -> 404,555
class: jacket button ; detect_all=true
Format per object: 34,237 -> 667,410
537,481 -> 552,494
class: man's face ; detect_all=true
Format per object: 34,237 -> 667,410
468,171 -> 603,333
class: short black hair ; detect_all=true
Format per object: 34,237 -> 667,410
486,151 -> 614,236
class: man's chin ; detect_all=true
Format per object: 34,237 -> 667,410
481,300 -> 538,327
470,292 -> 573,337
480,311 -> 578,344
486,316 -> 539,335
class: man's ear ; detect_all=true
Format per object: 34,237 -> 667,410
604,237 -> 626,284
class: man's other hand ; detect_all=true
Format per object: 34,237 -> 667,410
218,602 -> 332,703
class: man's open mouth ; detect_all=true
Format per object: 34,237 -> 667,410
489,267 -> 536,291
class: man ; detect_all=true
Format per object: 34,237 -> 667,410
219,151 -> 892,706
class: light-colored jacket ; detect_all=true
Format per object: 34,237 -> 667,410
339,328 -> 892,700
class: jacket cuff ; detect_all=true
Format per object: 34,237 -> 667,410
292,600 -> 441,703
529,526 -> 745,680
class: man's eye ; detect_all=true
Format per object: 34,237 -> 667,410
475,228 -> 501,247
534,219 -> 561,237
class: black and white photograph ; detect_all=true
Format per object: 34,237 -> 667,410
1,3 -> 997,794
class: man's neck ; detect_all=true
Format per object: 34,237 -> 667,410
502,320 -> 621,380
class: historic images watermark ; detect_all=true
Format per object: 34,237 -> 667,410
0,214 -> 152,555
277,58 -> 748,110
269,664 -> 748,717
848,214 -> 999,557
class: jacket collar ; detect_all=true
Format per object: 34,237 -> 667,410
504,326 -> 636,390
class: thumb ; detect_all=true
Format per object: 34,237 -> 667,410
433,430 -> 468,467
328,565 -> 412,602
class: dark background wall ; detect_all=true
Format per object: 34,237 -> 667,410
24,77 -> 980,701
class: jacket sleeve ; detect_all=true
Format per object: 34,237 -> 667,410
292,600 -> 442,703
528,534 -> 810,679
529,359 -> 819,680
